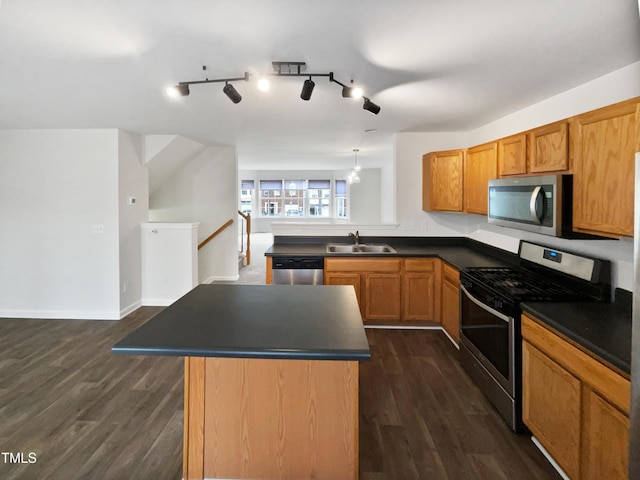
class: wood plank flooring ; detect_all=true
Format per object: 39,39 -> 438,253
0,309 -> 560,480
360,328 -> 561,480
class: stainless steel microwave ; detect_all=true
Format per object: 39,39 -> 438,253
488,175 -> 571,237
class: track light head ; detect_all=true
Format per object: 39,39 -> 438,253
300,78 -> 315,101
223,83 -> 242,104
363,97 -> 381,115
166,84 -> 190,97
341,85 -> 363,99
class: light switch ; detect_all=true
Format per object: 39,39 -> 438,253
91,224 -> 104,234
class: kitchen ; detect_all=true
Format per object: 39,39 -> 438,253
1,1 -> 640,479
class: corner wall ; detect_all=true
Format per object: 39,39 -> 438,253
150,146 -> 238,283
0,129 -> 122,319
118,131 -> 148,316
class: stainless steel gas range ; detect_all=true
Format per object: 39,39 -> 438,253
459,240 -> 611,432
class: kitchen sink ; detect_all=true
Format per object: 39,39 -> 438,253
327,244 -> 361,253
326,243 -> 397,254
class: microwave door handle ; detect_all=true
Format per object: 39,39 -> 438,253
529,186 -> 543,225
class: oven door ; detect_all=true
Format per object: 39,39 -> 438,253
459,284 -> 515,397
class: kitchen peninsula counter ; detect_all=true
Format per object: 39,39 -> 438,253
113,284 -> 369,480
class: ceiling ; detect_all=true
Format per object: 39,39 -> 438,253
0,0 -> 639,171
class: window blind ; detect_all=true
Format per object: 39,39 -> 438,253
335,180 -> 347,195
259,180 -> 283,190
308,180 -> 331,189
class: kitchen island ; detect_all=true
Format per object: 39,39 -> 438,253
112,284 -> 370,480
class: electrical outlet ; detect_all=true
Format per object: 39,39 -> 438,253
123,282 -> 127,293
91,224 -> 104,234
404,222 -> 415,230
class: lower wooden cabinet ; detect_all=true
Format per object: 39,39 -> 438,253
582,387 -> 630,480
521,313 -> 630,480
440,262 -> 460,343
522,340 -> 581,479
325,257 -> 440,323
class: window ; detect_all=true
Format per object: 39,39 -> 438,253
260,180 -> 283,217
283,180 -> 306,216
240,180 -> 254,215
308,180 -> 330,217
335,180 -> 347,219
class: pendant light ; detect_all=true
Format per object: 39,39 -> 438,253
348,149 -> 361,184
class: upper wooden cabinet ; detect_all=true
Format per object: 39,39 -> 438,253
464,142 -> 497,215
572,98 -> 640,238
497,133 -> 527,176
528,120 -> 570,174
422,149 -> 464,212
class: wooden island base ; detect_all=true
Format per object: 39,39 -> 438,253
183,356 -> 359,480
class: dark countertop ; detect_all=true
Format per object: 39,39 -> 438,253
265,236 -> 515,270
521,294 -> 632,375
112,284 -> 371,361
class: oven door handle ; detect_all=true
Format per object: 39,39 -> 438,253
460,284 -> 512,323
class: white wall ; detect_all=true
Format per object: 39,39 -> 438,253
349,169 -> 382,224
395,131 -> 479,237
150,146 -> 238,283
118,131 -> 148,316
0,129 -> 122,319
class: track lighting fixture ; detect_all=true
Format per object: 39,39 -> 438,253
223,82 -> 242,104
300,78 -> 315,101
166,61 -> 381,114
363,97 -> 381,115
166,84 -> 190,97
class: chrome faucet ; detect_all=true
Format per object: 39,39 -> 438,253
348,230 -> 360,245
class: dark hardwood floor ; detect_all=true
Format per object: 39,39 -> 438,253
359,328 -> 561,480
0,309 -> 560,480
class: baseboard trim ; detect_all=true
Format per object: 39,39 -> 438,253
0,309 -> 121,320
530,436 -> 570,480
119,300 -> 142,319
203,275 -> 240,284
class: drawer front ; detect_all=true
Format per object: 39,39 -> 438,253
403,257 -> 437,272
325,258 -> 401,273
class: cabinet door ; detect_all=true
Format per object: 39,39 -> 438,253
464,142 -> 497,215
402,259 -> 440,321
582,387 -> 629,480
522,341 -> 582,480
324,272 -> 362,315
364,273 -> 401,321
441,263 -> 460,343
497,133 -> 527,177
572,98 -> 639,237
422,150 -> 464,212
528,120 -> 570,173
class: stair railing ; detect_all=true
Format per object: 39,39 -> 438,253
237,210 -> 251,265
198,219 -> 234,250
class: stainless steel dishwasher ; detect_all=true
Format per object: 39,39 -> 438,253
271,257 -> 324,285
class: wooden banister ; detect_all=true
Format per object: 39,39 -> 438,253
198,219 -> 234,250
237,210 -> 251,265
